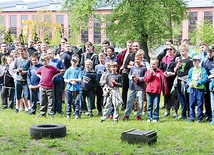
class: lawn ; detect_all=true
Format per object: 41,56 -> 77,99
0,104 -> 214,155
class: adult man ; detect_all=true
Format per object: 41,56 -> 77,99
9,39 -> 21,52
201,48 -> 214,121
118,40 -> 133,110
61,42 -> 74,70
122,42 -> 140,110
0,42 -> 10,66
101,40 -> 110,55
55,37 -> 67,56
80,41 -> 99,70
26,39 -> 37,57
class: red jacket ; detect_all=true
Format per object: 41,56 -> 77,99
144,68 -> 168,96
117,49 -> 127,69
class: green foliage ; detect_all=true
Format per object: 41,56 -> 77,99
50,29 -> 61,47
18,29 -> 27,45
32,27 -> 39,43
189,20 -> 214,45
106,0 -> 187,46
43,32 -> 50,45
18,30 -> 24,45
0,11 -> 5,35
63,0 -> 96,43
4,28 -> 13,43
64,0 -> 187,60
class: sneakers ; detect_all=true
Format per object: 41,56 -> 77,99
28,110 -> 36,115
121,115 -> 129,121
176,116 -> 186,119
147,119 -> 158,122
100,119 -> 105,122
164,110 -> 170,116
89,112 -> 94,117
146,119 -> 151,122
209,120 -> 214,125
75,115 -> 81,119
186,118 -> 194,122
66,115 -> 70,119
108,115 -> 113,119
136,116 -> 141,121
152,119 -> 158,123
205,116 -> 212,122
173,112 -> 178,118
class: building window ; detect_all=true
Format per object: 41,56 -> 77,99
56,15 -> 64,35
188,12 -> 198,33
204,11 -> 213,25
81,30 -> 88,43
10,15 -> 17,37
94,17 -> 101,44
21,15 -> 28,28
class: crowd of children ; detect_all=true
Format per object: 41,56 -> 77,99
1,38 -> 214,125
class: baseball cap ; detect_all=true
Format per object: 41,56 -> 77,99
71,56 -> 79,62
192,55 -> 201,61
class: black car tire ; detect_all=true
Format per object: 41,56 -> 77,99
30,124 -> 66,139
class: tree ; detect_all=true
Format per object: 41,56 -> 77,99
43,32 -> 50,45
18,29 -> 25,45
189,20 -> 214,45
64,0 -> 187,60
50,29 -> 61,47
32,26 -> 39,43
4,28 -> 13,43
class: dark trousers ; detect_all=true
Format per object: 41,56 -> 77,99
54,80 -> 62,114
121,72 -> 129,108
1,86 -> 14,109
177,80 -> 189,117
96,86 -> 103,112
164,77 -> 176,110
29,88 -> 39,113
80,89 -> 95,111
204,82 -> 212,118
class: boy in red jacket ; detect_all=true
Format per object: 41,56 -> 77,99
144,58 -> 168,122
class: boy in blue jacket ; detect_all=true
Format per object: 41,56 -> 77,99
27,53 -> 43,114
187,55 -> 208,122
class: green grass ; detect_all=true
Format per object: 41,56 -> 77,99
0,104 -> 214,155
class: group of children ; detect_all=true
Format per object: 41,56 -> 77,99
1,39 -> 214,125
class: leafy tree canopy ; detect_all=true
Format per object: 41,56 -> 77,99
64,0 -> 187,59
189,20 -> 214,45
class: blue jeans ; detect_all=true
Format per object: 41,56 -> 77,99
124,90 -> 144,117
29,88 -> 39,113
147,93 -> 160,121
189,88 -> 204,121
66,90 -> 80,116
54,80 -> 62,114
210,92 -> 214,121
